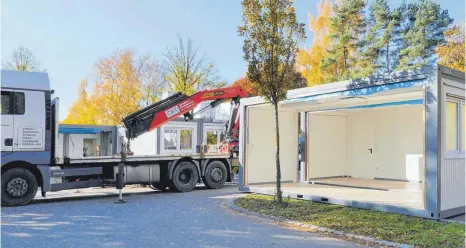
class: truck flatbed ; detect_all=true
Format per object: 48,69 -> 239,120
1,72 -> 245,206
67,153 -> 232,164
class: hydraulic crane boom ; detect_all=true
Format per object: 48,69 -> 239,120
122,86 -> 247,140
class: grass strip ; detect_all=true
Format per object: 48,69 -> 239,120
235,195 -> 465,248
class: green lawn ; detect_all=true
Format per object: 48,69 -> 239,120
235,195 -> 465,248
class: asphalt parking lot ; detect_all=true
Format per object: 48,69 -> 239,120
1,185 -> 364,248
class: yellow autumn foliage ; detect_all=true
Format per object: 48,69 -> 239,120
61,79 -> 98,124
437,25 -> 465,72
297,0 -> 334,86
63,50 -> 163,125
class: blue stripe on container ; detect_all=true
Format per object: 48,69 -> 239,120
284,79 -> 426,104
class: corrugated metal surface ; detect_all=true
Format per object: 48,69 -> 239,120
441,157 -> 465,211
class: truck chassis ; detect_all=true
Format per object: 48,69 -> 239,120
2,153 -> 235,206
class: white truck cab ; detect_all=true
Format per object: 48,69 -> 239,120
1,70 -> 58,206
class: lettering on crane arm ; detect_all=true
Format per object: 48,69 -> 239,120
201,91 -> 224,98
165,105 -> 181,118
179,99 -> 195,110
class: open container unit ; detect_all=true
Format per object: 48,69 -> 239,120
238,65 -> 465,219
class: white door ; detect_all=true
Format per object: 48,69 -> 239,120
1,90 -> 14,152
349,111 -> 375,179
13,90 -> 45,152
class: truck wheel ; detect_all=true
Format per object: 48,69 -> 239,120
1,168 -> 38,207
202,161 -> 227,189
170,161 -> 199,192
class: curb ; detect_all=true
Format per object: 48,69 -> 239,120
439,218 -> 465,224
226,197 -> 413,248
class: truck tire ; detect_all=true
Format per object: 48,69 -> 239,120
202,161 -> 227,189
1,168 -> 38,207
170,161 -> 199,192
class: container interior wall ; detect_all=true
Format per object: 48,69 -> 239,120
308,104 -> 425,182
308,113 -> 347,178
245,105 -> 298,184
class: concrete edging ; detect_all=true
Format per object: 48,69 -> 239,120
226,197 -> 413,248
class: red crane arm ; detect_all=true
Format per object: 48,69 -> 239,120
122,86 -> 247,140
148,86 -> 246,132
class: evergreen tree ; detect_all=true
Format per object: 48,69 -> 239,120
361,0 -> 402,74
321,0 -> 366,82
390,0 -> 410,71
397,0 -> 453,71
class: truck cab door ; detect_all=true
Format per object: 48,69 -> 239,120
12,90 -> 44,152
1,91 -> 14,152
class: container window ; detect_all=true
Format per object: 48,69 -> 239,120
164,129 -> 177,150
446,101 -> 458,151
180,129 -> 193,150
462,103 -> 465,151
206,131 -> 218,145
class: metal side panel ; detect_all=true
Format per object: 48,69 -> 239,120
51,167 -> 102,177
113,164 -> 160,184
51,180 -> 103,191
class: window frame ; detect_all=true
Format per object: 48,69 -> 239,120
163,128 -> 178,151
179,129 -> 193,151
161,126 -> 195,153
1,91 -> 25,115
444,96 -> 465,158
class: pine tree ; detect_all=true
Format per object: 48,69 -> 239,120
397,0 -> 453,71
390,0 -> 410,71
360,0 -> 402,75
321,0 -> 366,82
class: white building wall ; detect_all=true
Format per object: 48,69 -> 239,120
346,109 -> 376,179
306,105 -> 424,181
441,157 -> 465,211
245,106 -> 298,184
347,105 -> 424,181
308,113 -> 347,179
130,129 -> 158,156
374,105 -> 424,181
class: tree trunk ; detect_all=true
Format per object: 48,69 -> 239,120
273,103 -> 282,203
386,42 -> 390,73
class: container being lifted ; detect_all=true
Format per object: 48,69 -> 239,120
0,69 -> 247,207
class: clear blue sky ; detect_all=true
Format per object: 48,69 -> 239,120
1,0 -> 464,120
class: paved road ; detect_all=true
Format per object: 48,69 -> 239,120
2,185 -> 365,248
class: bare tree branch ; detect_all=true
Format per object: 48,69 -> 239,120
2,46 -> 45,72
162,35 -> 225,95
